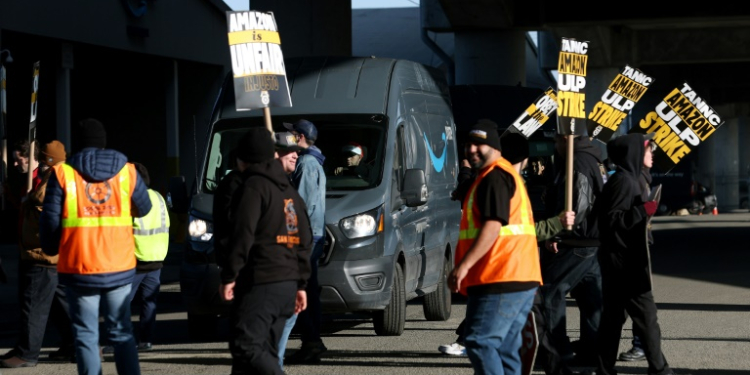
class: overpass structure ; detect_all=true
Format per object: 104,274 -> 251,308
256,0 -> 750,210
1,0 -> 748,210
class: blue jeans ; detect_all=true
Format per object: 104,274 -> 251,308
278,312 -> 298,369
67,284 -> 140,375
129,269 -> 161,344
277,236 -> 324,369
16,261 -> 73,361
464,288 -> 537,375
539,246 -> 602,359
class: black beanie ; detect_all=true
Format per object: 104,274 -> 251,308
500,132 -> 529,165
467,119 -> 502,151
236,127 -> 275,163
79,118 -> 107,149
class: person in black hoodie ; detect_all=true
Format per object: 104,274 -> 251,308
217,127 -> 313,375
540,135 -> 606,373
617,136 -> 657,363
592,133 -> 678,375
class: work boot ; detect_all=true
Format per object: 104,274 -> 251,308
0,356 -> 37,368
285,341 -> 328,364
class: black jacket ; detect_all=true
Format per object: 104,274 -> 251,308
597,134 -> 652,293
217,159 -> 313,290
551,136 -> 605,247
213,169 -> 246,258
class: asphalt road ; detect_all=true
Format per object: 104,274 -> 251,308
0,212 -> 749,375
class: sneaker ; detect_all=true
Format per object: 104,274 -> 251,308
0,349 -> 19,361
285,341 -> 328,364
0,356 -> 37,368
438,342 -> 466,356
137,342 -> 153,352
49,346 -> 76,363
618,347 -> 646,361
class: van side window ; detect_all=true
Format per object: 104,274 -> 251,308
391,125 -> 406,210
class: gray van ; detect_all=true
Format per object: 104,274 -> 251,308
179,56 -> 461,337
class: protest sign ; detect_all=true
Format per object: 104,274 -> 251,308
588,65 -> 653,142
506,87 -> 557,138
27,61 -> 39,193
556,37 -> 589,136
226,11 -> 292,112
630,82 -> 723,173
0,64 -> 6,209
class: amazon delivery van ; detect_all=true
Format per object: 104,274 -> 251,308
179,56 -> 461,337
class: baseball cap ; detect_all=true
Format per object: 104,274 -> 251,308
283,119 -> 318,141
275,131 -> 303,152
342,142 -> 363,157
500,132 -> 529,165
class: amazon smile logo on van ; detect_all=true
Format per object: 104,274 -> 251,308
424,133 -> 447,172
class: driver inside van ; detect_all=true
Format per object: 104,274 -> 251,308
334,142 -> 372,180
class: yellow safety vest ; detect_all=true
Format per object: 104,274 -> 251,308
134,189 -> 170,262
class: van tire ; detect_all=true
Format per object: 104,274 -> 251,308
422,256 -> 451,321
373,262 -> 405,336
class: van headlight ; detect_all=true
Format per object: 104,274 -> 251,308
339,206 -> 384,239
188,215 -> 214,242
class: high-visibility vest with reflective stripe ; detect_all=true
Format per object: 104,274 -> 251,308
134,189 -> 170,262
54,163 -> 137,275
456,157 -> 541,295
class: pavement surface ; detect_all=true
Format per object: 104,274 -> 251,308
0,212 -> 748,374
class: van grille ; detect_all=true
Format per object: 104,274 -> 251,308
321,226 -> 335,265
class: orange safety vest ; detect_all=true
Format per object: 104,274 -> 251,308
456,157 -> 541,295
53,163 -> 138,275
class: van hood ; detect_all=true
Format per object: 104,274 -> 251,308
324,188 -> 386,224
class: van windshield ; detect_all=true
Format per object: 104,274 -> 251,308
202,115 -> 387,193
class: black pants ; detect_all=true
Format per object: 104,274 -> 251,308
16,261 -> 74,361
229,280 -> 296,375
596,284 -> 671,375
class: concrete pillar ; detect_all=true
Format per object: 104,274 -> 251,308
703,114 -> 740,211
166,59 -> 179,178
739,115 -> 750,209
454,30 -> 525,86
252,0 -> 352,58
56,43 -> 73,150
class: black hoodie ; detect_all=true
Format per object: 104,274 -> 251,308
551,136 -> 606,246
217,159 -> 312,290
596,133 -> 652,292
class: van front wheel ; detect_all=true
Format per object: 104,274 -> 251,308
423,256 -> 451,321
373,262 -> 405,336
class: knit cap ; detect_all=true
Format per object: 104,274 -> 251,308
41,140 -> 66,166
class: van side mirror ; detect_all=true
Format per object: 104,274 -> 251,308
402,168 -> 428,207
167,176 -> 189,214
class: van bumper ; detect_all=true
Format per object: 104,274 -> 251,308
179,243 -> 231,316
318,254 -> 394,312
